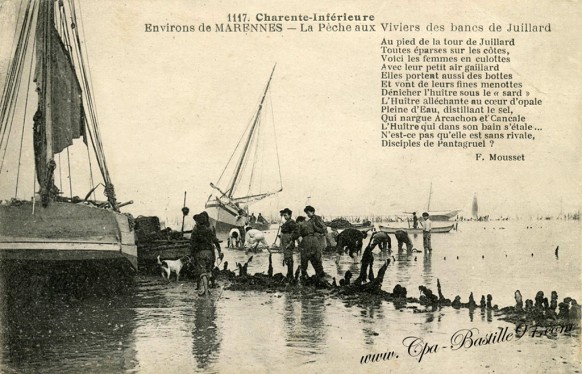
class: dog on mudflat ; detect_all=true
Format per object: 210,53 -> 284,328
157,255 -> 191,281
228,228 -> 242,248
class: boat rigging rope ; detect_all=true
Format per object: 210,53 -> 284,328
216,108 -> 256,191
66,146 -> 72,198
85,139 -> 95,200
68,0 -> 113,193
247,116 -> 262,194
269,92 -> 283,191
0,0 -> 35,180
58,153 -> 62,191
14,33 -> 36,198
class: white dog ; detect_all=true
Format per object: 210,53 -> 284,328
228,228 -> 242,248
157,255 -> 191,281
245,228 -> 268,250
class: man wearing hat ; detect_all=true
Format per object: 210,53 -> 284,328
420,212 -> 432,251
298,205 -> 327,278
191,212 -> 222,295
412,212 -> 419,229
279,208 -> 297,280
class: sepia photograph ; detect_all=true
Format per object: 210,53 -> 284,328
0,0 -> 580,372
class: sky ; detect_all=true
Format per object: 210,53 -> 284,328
0,0 -> 580,228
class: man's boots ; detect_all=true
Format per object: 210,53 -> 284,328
198,274 -> 209,296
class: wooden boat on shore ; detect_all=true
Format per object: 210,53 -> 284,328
378,224 -> 455,234
0,0 -> 137,273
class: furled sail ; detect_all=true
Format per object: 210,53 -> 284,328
34,0 -> 84,195
0,0 -> 118,209
41,25 -> 85,154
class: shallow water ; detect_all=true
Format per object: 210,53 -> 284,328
0,220 -> 580,373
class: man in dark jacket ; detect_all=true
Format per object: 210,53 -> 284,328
279,208 -> 297,280
290,206 -> 326,279
191,212 -> 221,295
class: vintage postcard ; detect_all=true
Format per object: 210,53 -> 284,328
0,0 -> 580,372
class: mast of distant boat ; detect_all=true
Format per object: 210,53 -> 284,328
427,182 -> 433,211
226,64 -> 276,199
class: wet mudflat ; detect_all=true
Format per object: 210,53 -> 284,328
0,220 -> 580,373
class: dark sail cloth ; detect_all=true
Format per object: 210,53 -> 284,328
190,225 -> 216,277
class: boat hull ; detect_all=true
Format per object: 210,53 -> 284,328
378,224 -> 455,234
205,200 -> 270,232
0,201 -> 137,270
426,210 -> 460,221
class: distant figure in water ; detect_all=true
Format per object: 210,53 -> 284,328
257,213 -> 267,224
420,212 -> 432,251
249,213 -> 257,224
412,212 -> 419,229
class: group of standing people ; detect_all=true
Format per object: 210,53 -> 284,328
279,206 -> 327,281
188,208 -> 434,295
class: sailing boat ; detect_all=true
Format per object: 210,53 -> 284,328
422,182 -> 460,221
472,193 -> 479,220
205,65 -> 282,232
0,0 -> 137,272
402,182 -> 460,222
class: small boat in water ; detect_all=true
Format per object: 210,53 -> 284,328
403,183 -> 460,222
378,224 -> 455,234
206,65 -> 283,232
472,193 -> 479,220
0,0 -> 136,273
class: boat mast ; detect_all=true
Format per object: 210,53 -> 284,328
427,182 -> 433,211
37,0 -> 56,206
226,64 -> 276,198
42,0 -> 54,165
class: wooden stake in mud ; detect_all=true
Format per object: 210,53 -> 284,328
181,191 -> 189,234
272,223 -> 281,247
